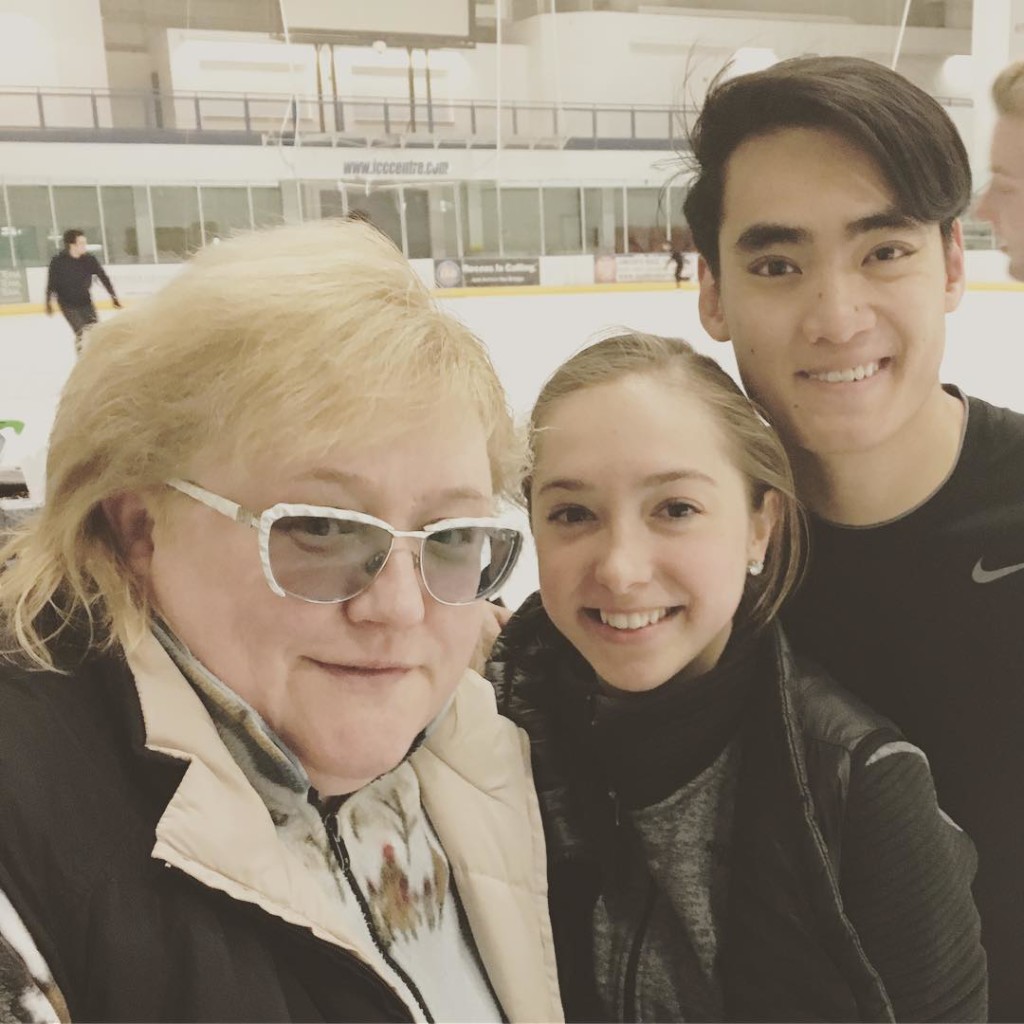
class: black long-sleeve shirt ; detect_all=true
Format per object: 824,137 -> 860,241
45,252 -> 116,308
784,391 -> 1024,1021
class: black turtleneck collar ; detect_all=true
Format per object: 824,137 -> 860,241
588,626 -> 767,811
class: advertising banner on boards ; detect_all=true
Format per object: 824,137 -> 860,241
594,251 -> 697,284
435,257 -> 541,288
0,269 -> 27,304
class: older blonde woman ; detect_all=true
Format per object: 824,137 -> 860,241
0,221 -> 562,1023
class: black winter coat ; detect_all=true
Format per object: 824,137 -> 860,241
487,595 -> 984,1023
0,650 -> 414,1023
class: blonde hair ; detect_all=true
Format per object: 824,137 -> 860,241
993,61 -> 1024,116
527,331 -> 805,631
1,219 -> 521,669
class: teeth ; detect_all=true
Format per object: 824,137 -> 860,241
807,361 -> 880,383
599,608 -> 669,630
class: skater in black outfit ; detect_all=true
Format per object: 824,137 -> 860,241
663,243 -> 688,286
45,229 -> 121,353
669,248 -> 686,286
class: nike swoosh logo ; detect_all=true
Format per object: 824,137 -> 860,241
972,558 -> 1024,584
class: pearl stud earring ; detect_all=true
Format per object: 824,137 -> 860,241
747,559 -> 764,577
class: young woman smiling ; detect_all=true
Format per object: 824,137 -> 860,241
488,331 -> 985,1023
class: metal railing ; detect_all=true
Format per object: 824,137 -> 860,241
0,86 -> 691,149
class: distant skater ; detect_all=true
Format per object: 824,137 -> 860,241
45,229 -> 121,353
665,245 -> 688,286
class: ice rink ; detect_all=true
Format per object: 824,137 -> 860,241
4,283 -> 1024,604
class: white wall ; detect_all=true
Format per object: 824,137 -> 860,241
155,29 -> 534,140
0,0 -> 108,91
0,6 -> 978,115
0,10 -> 966,156
163,30 -> 531,104
329,40 -> 532,103
0,0 -> 109,128
166,29 -> 319,100
154,13 -> 976,108
154,13 -> 974,111
509,11 -> 971,109
105,50 -> 156,95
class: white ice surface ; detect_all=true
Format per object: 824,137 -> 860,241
3,288 -> 1024,605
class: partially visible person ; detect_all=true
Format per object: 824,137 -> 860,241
45,229 -> 121,353
684,55 -> 1024,1020
975,60 -> 1024,279
488,331 -> 986,1022
0,220 -> 562,1023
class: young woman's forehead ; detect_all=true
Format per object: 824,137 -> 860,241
534,379 -> 739,482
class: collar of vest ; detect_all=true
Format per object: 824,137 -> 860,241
126,630 -> 381,958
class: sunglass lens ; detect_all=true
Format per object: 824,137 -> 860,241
477,528 -> 522,598
267,515 -> 391,602
422,526 -> 522,604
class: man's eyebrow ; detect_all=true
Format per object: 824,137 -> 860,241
845,208 -> 919,237
733,209 -> 922,253
734,223 -> 809,253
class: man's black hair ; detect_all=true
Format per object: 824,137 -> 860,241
682,56 -> 972,278
63,228 -> 85,248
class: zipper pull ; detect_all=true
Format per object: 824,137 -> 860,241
321,806 -> 351,872
609,787 -> 621,828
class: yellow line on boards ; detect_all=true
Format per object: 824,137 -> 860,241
435,281 -> 701,298
0,298 -> 123,318
3,279 -> 1024,317
437,281 -> 1024,298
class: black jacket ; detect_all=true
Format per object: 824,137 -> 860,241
0,650 -> 414,1023
488,594 -> 984,1022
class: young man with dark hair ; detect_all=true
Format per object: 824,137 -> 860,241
45,229 -> 121,353
976,60 -> 1024,280
687,55 -> 1024,1021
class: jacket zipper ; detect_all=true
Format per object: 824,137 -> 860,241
595,691 -> 652,1021
609,787 -> 621,828
321,808 -> 435,1023
622,877 -> 657,1023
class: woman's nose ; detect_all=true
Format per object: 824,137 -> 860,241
592,525 -> 654,593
